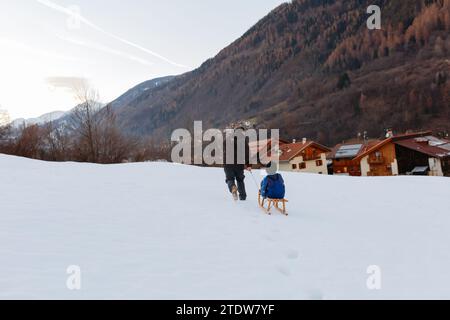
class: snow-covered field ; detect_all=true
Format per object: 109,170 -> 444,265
1,154 -> 450,300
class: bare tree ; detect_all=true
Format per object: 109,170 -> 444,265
96,105 -> 138,163
2,83 -> 142,163
133,137 -> 171,162
68,83 -> 139,163
41,121 -> 71,161
0,123 -> 11,154
0,124 -> 8,140
13,124 -> 45,159
69,84 -> 103,162
0,109 -> 11,152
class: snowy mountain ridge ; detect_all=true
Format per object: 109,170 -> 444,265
10,110 -> 67,128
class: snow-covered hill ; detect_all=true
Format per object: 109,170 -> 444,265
1,154 -> 450,299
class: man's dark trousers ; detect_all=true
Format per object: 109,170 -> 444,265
224,164 -> 247,200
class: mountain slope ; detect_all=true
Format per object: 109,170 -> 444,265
1,154 -> 450,299
110,76 -> 175,110
8,76 -> 174,130
113,0 -> 449,144
11,111 -> 66,128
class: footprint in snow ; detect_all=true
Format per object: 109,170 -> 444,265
276,265 -> 291,277
286,249 -> 300,260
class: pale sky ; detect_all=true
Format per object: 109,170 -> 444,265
0,0 -> 286,120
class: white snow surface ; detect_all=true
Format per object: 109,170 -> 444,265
1,154 -> 450,300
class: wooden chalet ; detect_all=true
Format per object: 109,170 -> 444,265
393,134 -> 450,176
248,138 -> 289,167
278,139 -> 331,174
329,141 -> 378,176
352,131 -> 449,176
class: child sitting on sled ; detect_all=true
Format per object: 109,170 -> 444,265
260,162 -> 285,200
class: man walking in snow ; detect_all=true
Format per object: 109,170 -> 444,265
223,126 -> 252,201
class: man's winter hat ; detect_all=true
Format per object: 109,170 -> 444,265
227,120 -> 255,131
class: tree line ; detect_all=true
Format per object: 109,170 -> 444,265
0,86 -> 171,164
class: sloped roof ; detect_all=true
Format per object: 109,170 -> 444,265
335,144 -> 363,158
328,140 -> 379,160
333,144 -> 363,159
394,135 -> 450,159
279,141 -> 331,162
248,138 -> 290,158
354,131 -> 432,161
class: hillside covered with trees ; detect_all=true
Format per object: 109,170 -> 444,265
112,0 -> 449,145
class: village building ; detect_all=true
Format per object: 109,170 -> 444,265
353,132 -> 423,176
248,132 -> 450,177
278,139 -> 331,174
353,131 -> 450,177
328,142 -> 378,176
248,138 -> 289,166
393,135 -> 450,176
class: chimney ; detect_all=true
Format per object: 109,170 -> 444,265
385,129 -> 394,138
292,139 -> 297,144
302,138 -> 307,145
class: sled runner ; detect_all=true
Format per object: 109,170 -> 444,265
258,191 -> 288,216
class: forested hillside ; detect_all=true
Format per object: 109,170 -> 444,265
113,0 -> 449,144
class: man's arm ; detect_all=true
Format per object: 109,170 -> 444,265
245,137 -> 252,170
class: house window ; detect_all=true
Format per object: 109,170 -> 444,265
369,151 -> 384,164
316,160 -> 323,167
299,162 -> 306,169
292,164 -> 297,170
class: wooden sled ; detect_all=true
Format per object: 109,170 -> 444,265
258,191 -> 288,216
